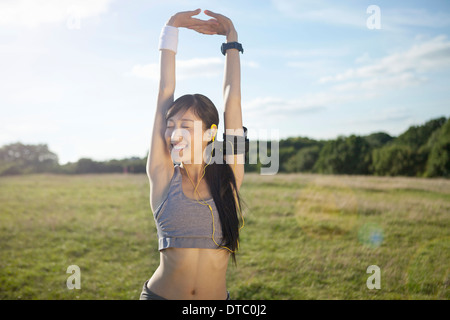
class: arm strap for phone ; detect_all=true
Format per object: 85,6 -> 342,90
222,126 -> 249,155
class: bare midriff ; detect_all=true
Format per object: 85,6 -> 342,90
146,247 -> 230,300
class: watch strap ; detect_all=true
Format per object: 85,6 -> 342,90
221,42 -> 244,55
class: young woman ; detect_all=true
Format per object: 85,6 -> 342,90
140,9 -> 245,300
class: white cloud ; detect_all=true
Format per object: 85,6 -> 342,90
330,72 -> 426,93
246,96 -> 322,114
244,90 -> 359,117
383,8 -> 450,29
271,0 -> 365,28
0,0 -> 113,28
271,0 -> 450,30
243,35 -> 450,138
244,35 -> 450,132
319,35 -> 450,91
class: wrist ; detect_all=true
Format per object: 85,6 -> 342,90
166,15 -> 180,28
226,29 -> 238,42
159,25 -> 179,54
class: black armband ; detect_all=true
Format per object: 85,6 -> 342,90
223,126 -> 249,155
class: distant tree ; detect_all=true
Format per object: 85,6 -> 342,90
364,132 -> 394,149
0,142 -> 59,175
58,161 -> 77,174
378,116 -> 448,176
103,159 -> 125,173
75,158 -> 98,174
74,157 -> 146,174
124,157 -> 146,173
314,135 -> 372,174
278,146 -> 296,172
425,118 -> 450,177
279,137 -> 319,150
372,144 -> 418,176
284,145 -> 321,173
279,137 -> 323,172
395,117 -> 446,149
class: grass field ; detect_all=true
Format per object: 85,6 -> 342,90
0,172 -> 449,300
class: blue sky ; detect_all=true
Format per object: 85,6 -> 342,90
1,0 -> 449,164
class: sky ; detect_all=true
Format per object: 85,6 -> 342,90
1,0 -> 449,164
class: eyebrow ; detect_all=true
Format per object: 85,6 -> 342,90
167,118 -> 195,122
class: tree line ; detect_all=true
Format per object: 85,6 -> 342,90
1,116 -> 448,177
0,145 -> 146,176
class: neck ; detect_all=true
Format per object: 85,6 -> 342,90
181,162 -> 206,186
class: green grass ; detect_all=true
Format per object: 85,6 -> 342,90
0,173 -> 449,299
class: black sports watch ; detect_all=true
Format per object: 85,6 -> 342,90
221,42 -> 244,55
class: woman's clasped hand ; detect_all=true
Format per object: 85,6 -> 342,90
166,9 -> 237,37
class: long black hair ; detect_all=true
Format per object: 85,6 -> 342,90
166,94 -> 244,263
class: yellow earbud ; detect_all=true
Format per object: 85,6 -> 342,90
211,124 -> 217,142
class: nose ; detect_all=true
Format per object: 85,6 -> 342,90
170,128 -> 186,144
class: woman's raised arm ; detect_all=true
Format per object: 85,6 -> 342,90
146,9 -> 212,180
204,10 -> 245,189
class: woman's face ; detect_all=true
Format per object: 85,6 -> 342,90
165,108 -> 212,164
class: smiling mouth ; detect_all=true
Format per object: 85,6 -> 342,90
171,143 -> 188,151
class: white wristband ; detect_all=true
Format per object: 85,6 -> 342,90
158,25 -> 179,54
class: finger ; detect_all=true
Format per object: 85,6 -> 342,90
199,29 -> 217,35
187,24 -> 216,31
186,24 -> 211,30
187,8 -> 201,16
185,18 -> 218,28
207,18 -> 219,24
204,10 -> 221,19
187,28 -> 216,35
205,10 -> 231,24
201,30 -> 218,35
186,25 -> 217,35
189,17 -> 211,24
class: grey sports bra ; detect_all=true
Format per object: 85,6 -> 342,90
153,164 -> 224,250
